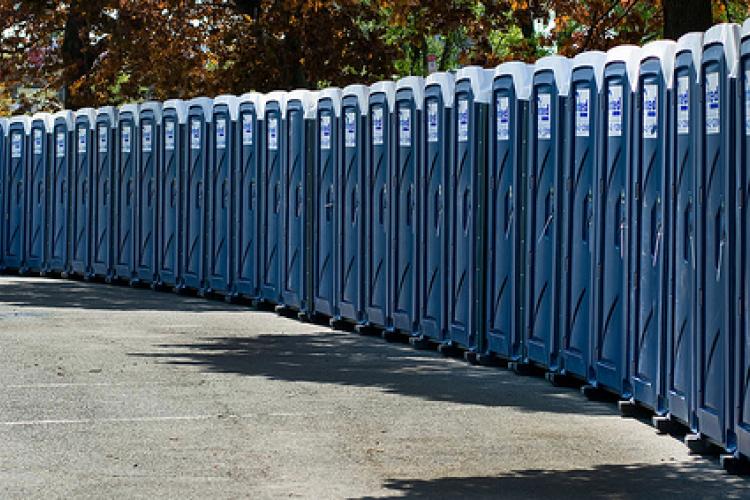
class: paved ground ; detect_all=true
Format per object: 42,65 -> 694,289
0,276 -> 747,499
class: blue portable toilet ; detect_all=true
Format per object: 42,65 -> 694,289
259,91 -> 285,305
525,56 -> 572,370
694,23 -> 741,454
48,110 -> 74,276
335,84 -> 368,327
208,95 -> 238,296
92,106 -> 117,280
3,116 -> 31,271
183,97 -> 213,293
114,104 -> 138,282
71,108 -> 96,278
391,76 -> 424,336
559,52 -> 605,381
158,100 -> 186,289
630,40 -> 677,415
448,66 -> 493,350
668,32 -> 703,431
233,92 -> 262,300
280,89 -> 318,315
417,72 -> 454,344
133,101 -> 161,286
364,81 -> 396,330
483,63 -> 532,362
26,113 -> 53,274
736,18 -> 750,463
591,46 -> 641,398
0,117 -> 5,270
313,88 -> 342,319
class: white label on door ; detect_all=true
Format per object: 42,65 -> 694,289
745,70 -> 750,136
11,133 -> 22,158
216,118 -> 226,149
677,76 -> 690,136
190,119 -> 201,150
372,106 -> 384,146
121,125 -> 131,153
497,95 -> 510,142
643,84 -> 659,139
458,99 -> 469,143
575,88 -> 590,137
164,121 -> 175,151
608,85 -> 623,137
705,72 -> 720,135
345,112 -> 356,148
320,114 -> 332,150
399,108 -> 411,147
268,117 -> 278,151
56,132 -> 65,158
142,123 -> 153,152
537,93 -> 551,140
78,127 -> 87,154
427,101 -> 439,143
242,114 -> 253,146
33,129 -> 42,155
99,125 -> 108,153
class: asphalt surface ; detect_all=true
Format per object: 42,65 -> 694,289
0,276 -> 747,499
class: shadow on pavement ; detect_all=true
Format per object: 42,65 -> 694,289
361,462 -> 749,499
133,332 -> 619,414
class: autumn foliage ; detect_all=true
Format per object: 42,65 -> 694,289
0,0 -> 748,113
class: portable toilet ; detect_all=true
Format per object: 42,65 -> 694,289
391,76 -> 424,337
183,97 -> 212,293
158,100 -> 186,289
26,113 -> 53,274
259,91 -> 285,305
48,110 -> 74,276
364,81 -> 396,331
667,32 -> 703,431
208,95 -> 238,296
417,72 -> 454,345
693,23 -> 741,456
313,88 -> 342,320
736,18 -> 750,463
71,108 -> 96,278
3,116 -> 31,271
525,55 -> 572,371
335,84 -> 368,327
280,89 -> 318,316
233,92 -> 262,301
0,117 -> 6,270
132,101 -> 161,286
591,46 -> 640,399
482,63 -> 532,363
92,106 -> 117,281
559,53 -> 605,381
114,104 -> 138,282
448,66 -> 493,350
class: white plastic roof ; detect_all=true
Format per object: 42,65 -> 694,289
605,45 -> 642,92
214,95 -> 240,121
676,32 -> 705,83
703,23 -> 741,79
162,99 -> 188,124
425,72 -> 455,108
494,61 -> 533,100
318,88 -> 342,117
572,51 -> 607,91
534,55 -> 573,96
187,97 -> 213,122
0,117 -> 6,136
369,81 -> 397,110
455,66 -> 493,103
9,115 -> 32,134
342,84 -> 369,115
76,108 -> 97,128
140,101 -> 162,122
32,112 -> 55,132
639,40 -> 677,89
261,91 -> 287,118
119,103 -> 140,122
396,76 -> 425,110
96,106 -> 117,126
52,110 -> 75,129
287,89 -> 319,119
239,92 -> 263,119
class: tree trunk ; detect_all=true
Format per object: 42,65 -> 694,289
663,0 -> 713,40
